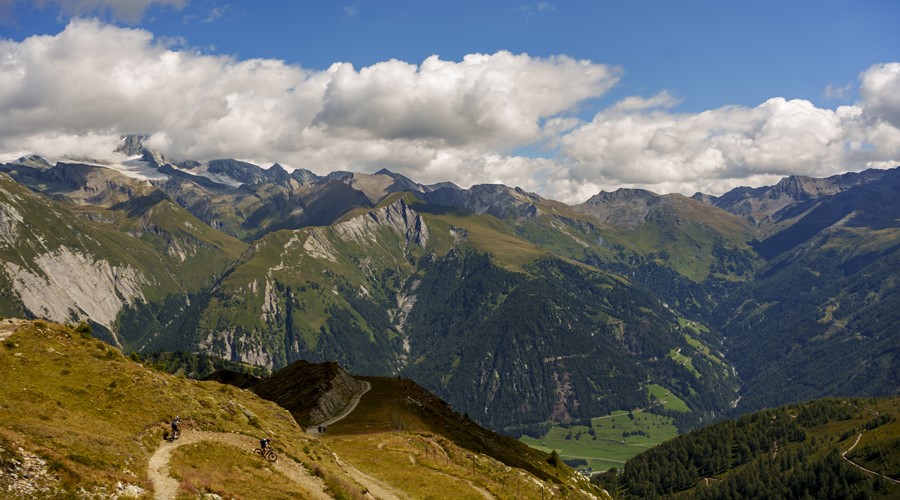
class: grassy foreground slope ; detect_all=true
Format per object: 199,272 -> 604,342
0,319 -> 361,498
0,320 -> 601,499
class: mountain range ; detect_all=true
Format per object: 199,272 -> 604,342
1,136 -> 897,435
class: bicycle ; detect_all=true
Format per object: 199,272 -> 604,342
165,429 -> 180,442
253,446 -> 278,462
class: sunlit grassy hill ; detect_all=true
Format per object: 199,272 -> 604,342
0,319 -> 603,499
322,376 -> 606,499
0,319 -> 363,498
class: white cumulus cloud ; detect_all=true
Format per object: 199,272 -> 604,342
0,19 -> 899,203
556,68 -> 900,198
861,62 -> 900,130
0,20 -> 619,188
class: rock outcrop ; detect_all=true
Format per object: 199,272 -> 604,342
251,360 -> 363,427
329,197 -> 428,250
2,247 -> 146,338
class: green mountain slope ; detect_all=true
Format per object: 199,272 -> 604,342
129,193 -> 738,433
616,397 -> 899,498
712,169 -> 900,413
403,250 -> 738,430
2,147 -> 897,453
0,171 -> 246,348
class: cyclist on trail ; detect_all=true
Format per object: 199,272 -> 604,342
260,437 -> 271,451
171,416 -> 181,439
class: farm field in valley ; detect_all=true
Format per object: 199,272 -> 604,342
520,410 -> 679,472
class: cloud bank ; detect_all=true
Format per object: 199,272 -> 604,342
2,0 -> 186,24
1,20 -> 899,203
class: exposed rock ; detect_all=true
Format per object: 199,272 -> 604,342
3,246 -> 146,337
252,360 -> 363,427
115,481 -> 147,498
576,188 -> 663,228
333,198 -> 428,249
0,197 -> 24,244
423,184 -> 542,219
208,159 -> 268,186
0,447 -> 57,498
260,278 -> 281,323
115,134 -> 146,156
334,169 -> 431,203
198,327 -> 274,368
707,167 -> 897,224
303,229 -> 339,262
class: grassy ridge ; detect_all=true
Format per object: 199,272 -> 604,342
0,321 -> 600,498
0,320 -> 353,497
323,376 -> 603,498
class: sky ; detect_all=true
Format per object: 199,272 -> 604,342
0,0 -> 898,202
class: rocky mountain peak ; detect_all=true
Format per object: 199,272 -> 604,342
115,134 -> 147,156
582,188 -> 660,205
265,162 -> 291,184
576,188 -> 665,228
708,168 -> 900,225
770,175 -> 819,200
11,155 -> 53,170
422,183 -> 541,219
207,159 -> 268,185
333,197 -> 429,249
289,167 -> 321,185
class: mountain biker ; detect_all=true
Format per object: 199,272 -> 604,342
260,437 -> 271,451
171,416 -> 181,439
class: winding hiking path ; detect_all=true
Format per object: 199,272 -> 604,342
147,431 -> 332,500
306,381 -> 372,436
842,433 -> 900,485
332,454 -> 409,500
148,382 -> 403,500
306,381 -> 411,499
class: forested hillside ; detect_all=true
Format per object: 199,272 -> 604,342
612,398 -> 899,498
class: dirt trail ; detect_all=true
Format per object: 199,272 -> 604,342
842,433 -> 900,485
147,431 -> 331,500
305,380 -> 409,499
306,381 -> 371,436
332,454 -> 409,500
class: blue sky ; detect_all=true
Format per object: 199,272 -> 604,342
1,0 -> 899,200
6,1 -> 896,111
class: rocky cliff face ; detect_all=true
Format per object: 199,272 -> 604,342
251,360 -> 363,427
333,197 -> 428,249
0,175 -> 149,340
3,247 -> 146,341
